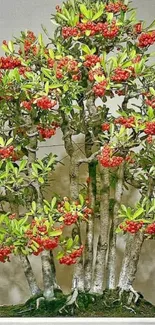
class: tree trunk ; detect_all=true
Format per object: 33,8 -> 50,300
20,255 -> 41,296
92,166 -> 110,294
118,232 -> 144,293
107,164 -> 124,289
8,189 -> 41,297
84,161 -> 97,291
27,123 -> 55,300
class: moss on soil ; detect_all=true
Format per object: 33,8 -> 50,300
0,289 -> 155,318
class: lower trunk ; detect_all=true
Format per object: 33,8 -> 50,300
41,250 -> 55,300
69,152 -> 84,291
118,232 -> 144,292
107,165 -> 124,289
92,167 -> 110,294
20,255 -> 41,296
84,162 -> 96,292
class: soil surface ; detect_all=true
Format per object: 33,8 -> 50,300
0,289 -> 155,317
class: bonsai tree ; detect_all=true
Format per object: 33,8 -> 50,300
0,0 -> 155,313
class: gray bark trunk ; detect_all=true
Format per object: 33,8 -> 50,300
27,123 -> 55,300
119,233 -> 144,292
92,166 -> 110,294
118,232 -> 144,292
107,165 -> 124,289
20,255 -> 41,296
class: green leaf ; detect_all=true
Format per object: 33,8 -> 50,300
56,251 -> 64,260
149,87 -> 155,96
79,194 -> 84,206
38,33 -> 44,47
6,138 -> 13,146
49,48 -> 54,59
73,235 -> 79,245
38,177 -> 44,184
147,19 -> 155,31
51,197 -> 57,209
57,13 -> 68,22
107,12 -> 113,22
49,83 -> 63,89
0,137 -> 5,146
45,81 -> 49,95
92,8 -> 104,21
64,201 -> 70,212
1,44 -> 10,53
80,4 -> 91,19
66,238 -> 73,250
32,201 -> 37,212
8,41 -> 14,53
132,208 -> 144,220
81,44 -> 91,54
50,230 -> 62,237
41,68 -> 52,79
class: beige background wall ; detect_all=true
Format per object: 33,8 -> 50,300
0,0 -> 155,306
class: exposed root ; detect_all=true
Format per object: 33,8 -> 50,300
36,297 -> 45,310
128,285 -> 140,304
59,287 -> 79,314
119,285 -> 140,305
123,305 -> 136,314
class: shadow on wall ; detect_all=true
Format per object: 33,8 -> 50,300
0,144 -> 155,306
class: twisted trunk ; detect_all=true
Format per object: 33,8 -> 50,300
107,164 -> 124,289
92,166 -> 110,294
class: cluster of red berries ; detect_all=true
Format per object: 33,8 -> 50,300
18,66 -> 31,76
125,154 -> 135,164
0,56 -> 21,69
115,89 -> 125,96
120,220 -> 143,234
83,207 -> 93,219
145,98 -> 155,109
102,21 -> 120,39
93,80 -> 107,97
114,116 -> 135,128
56,56 -> 80,80
111,67 -> 131,82
22,31 -> 37,55
62,21 -> 119,39
132,55 -> 142,64
133,23 -> 142,34
20,100 -> 32,111
144,122 -> 155,135
43,237 -> 59,250
62,27 -> 79,39
138,31 -> 155,48
59,245 -> 84,265
101,123 -> 110,131
0,146 -> 14,159
47,58 -> 55,68
146,135 -> 153,144
97,145 -> 124,167
36,96 -> 57,110
37,126 -> 56,139
55,5 -> 62,13
0,246 -> 11,263
84,55 -> 101,68
88,68 -> 104,82
105,2 -> 128,13
145,223 -> 155,235
64,212 -> 78,226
